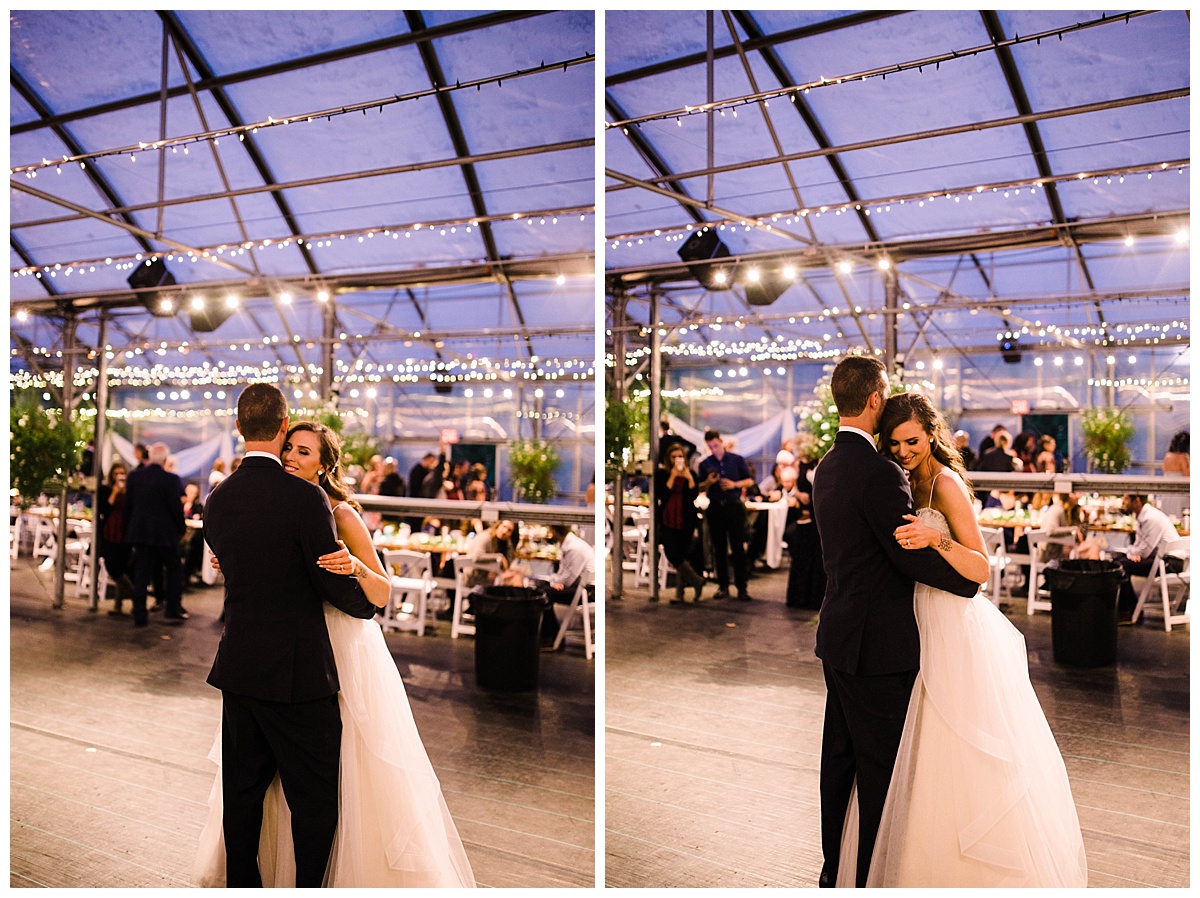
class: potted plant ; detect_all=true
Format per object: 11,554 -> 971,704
1081,407 -> 1134,474
509,439 -> 560,503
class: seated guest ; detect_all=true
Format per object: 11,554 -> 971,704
955,430 -> 977,471
781,462 -> 825,609
1038,493 -> 1101,563
539,524 -> 595,649
1114,494 -> 1180,623
465,519 -> 522,589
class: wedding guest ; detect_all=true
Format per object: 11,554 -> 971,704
781,462 -> 825,609
655,443 -> 705,603
976,424 -> 1007,461
1114,494 -> 1179,623
1162,431 -> 1190,476
378,457 -> 407,526
207,458 -> 228,497
181,482 -> 206,587
124,442 -> 187,626
954,430 -> 976,471
97,462 -> 135,615
1035,434 -> 1059,473
976,431 -> 1020,472
1038,493 -> 1101,563
1013,431 -> 1038,473
465,463 -> 490,502
465,519 -> 522,589
1159,431 -> 1190,517
539,524 -> 595,649
697,428 -> 755,601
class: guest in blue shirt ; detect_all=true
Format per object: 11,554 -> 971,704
697,429 -> 755,600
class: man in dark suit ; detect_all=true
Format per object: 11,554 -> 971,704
203,383 -> 380,887
812,357 -> 977,888
123,441 -> 187,626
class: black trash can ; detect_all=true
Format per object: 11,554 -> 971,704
1043,559 -> 1124,667
470,585 -> 549,691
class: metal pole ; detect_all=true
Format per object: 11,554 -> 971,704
648,291 -> 662,602
320,297 -> 335,401
884,269 -> 898,376
88,314 -> 110,612
53,315 -> 78,610
610,294 -> 627,598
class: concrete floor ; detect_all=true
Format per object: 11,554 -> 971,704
10,557 -> 595,888
605,565 -> 1189,888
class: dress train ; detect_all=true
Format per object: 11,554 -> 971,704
193,605 -> 476,887
836,508 -> 1087,887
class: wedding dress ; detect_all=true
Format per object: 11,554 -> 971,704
837,506 -> 1087,887
193,605 -> 476,887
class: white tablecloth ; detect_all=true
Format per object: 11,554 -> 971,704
745,500 -> 790,569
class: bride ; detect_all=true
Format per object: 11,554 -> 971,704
194,421 -> 476,887
837,392 -> 1087,887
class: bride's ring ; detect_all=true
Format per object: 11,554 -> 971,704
903,538 -> 910,547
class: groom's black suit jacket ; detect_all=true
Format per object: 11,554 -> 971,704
813,430 -> 978,676
203,456 -> 377,703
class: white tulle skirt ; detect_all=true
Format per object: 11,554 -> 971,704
838,584 -> 1088,887
193,606 -> 476,887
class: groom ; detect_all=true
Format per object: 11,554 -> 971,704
812,357 -> 977,887
203,383 -> 378,887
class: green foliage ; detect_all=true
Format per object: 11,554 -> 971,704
9,390 -> 86,507
1082,407 -> 1134,474
509,438 -> 560,503
604,389 -> 648,476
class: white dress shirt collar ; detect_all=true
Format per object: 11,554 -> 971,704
243,450 -> 282,465
838,425 -> 876,447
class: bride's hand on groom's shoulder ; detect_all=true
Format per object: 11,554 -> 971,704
317,540 -> 357,576
893,514 -> 937,550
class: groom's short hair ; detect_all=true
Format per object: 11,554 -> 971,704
236,383 -> 289,441
831,356 -> 886,416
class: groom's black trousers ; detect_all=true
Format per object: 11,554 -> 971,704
820,664 -> 917,888
221,691 -> 342,887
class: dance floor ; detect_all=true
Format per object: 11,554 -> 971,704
9,558 -> 595,888
605,567 -> 1190,888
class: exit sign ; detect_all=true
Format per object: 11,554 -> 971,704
440,428 -> 459,444
1010,399 -> 1030,415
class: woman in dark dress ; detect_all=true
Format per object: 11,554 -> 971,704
97,461 -> 135,614
654,443 -> 706,603
784,441 -> 826,609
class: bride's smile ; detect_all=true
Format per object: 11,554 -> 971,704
887,420 -> 932,474
281,431 -> 323,483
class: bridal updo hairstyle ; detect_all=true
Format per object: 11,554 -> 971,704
236,383 -> 289,441
877,391 -> 972,485
285,420 -> 361,512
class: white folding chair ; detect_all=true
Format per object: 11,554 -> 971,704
32,514 -> 57,562
1024,528 -> 1077,615
61,520 -> 91,583
75,552 -> 116,603
656,544 -> 678,591
1131,536 -> 1190,631
979,526 -> 1009,607
379,549 -> 434,636
552,575 -> 596,659
10,509 -> 22,560
450,553 -> 504,639
632,529 -> 653,587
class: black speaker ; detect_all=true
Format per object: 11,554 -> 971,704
127,258 -> 176,316
677,228 -> 734,290
433,382 -> 453,395
1000,339 -> 1022,364
745,270 -> 791,306
189,304 -> 234,333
